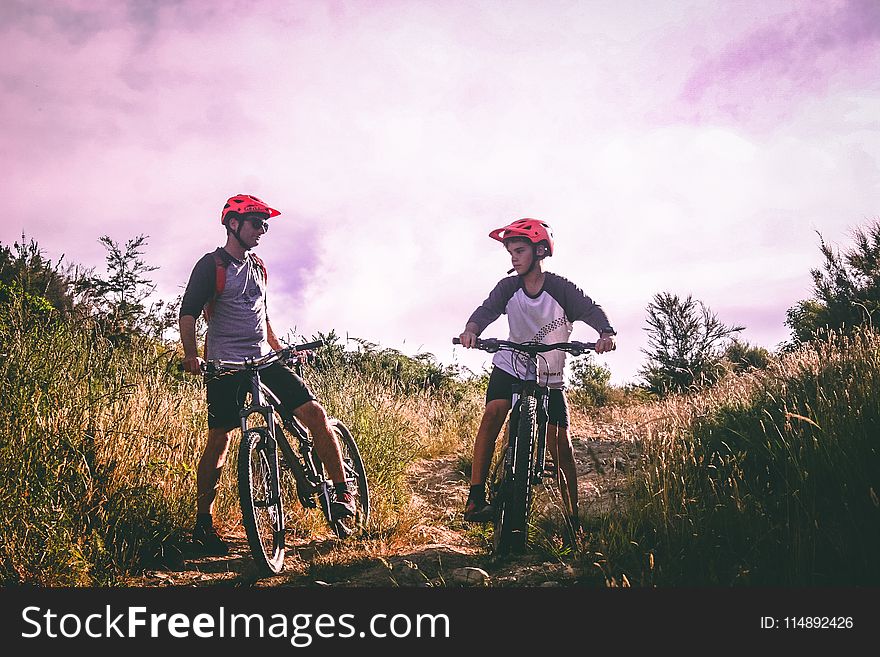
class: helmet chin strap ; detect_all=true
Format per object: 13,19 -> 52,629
227,222 -> 250,250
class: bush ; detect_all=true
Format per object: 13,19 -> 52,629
722,338 -> 770,372
568,354 -> 612,407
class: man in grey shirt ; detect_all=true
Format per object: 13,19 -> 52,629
179,194 -> 355,555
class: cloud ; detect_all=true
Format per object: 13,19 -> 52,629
2,1 -> 879,386
677,0 -> 880,126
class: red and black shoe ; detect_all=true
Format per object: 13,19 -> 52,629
331,490 -> 356,520
463,497 -> 494,523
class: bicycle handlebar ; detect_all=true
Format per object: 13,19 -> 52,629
452,337 -> 596,355
179,339 -> 325,373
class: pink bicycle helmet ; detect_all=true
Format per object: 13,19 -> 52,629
220,194 -> 280,224
489,218 -> 554,256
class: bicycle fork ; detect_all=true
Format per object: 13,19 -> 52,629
533,389 -> 550,484
504,390 -> 522,479
242,386 -> 283,511
511,384 -> 551,485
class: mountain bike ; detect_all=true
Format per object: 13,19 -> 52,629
193,340 -> 370,574
453,337 -> 595,555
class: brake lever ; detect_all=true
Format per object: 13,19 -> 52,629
480,339 -> 500,353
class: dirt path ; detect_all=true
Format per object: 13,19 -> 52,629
124,415 -> 637,588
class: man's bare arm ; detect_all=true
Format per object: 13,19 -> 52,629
266,319 -> 283,352
179,315 -> 203,374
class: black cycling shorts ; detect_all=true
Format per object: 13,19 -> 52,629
485,366 -> 569,428
205,361 -> 316,430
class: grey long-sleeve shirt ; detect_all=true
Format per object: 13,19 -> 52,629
468,272 -> 613,387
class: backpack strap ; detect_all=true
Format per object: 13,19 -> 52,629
250,252 -> 267,284
201,249 -> 229,360
202,248 -> 230,323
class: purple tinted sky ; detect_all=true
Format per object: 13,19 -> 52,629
2,0 -> 879,384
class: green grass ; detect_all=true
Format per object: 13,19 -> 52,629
578,329 -> 880,585
0,312 -> 195,584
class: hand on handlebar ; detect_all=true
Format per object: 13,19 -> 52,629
285,349 -> 313,368
181,355 -> 205,375
458,331 -> 478,349
595,335 -> 616,354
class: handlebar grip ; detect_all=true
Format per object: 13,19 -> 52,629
452,338 -> 461,345
294,339 -> 325,352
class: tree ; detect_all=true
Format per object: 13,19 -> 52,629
0,235 -> 75,316
640,292 -> 744,396
142,296 -> 182,341
75,235 -> 158,337
786,220 -> 880,343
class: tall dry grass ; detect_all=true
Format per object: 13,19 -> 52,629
0,312 -> 197,585
0,299 -> 483,585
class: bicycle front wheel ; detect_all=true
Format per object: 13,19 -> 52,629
493,395 -> 537,555
238,428 -> 286,574
315,419 -> 370,538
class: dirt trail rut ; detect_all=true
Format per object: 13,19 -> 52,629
124,415 -> 637,588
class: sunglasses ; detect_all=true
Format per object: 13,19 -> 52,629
244,216 -> 269,231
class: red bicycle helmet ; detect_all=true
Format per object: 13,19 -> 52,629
220,194 -> 281,224
489,218 -> 554,256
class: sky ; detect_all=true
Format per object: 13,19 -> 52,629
2,0 -> 879,385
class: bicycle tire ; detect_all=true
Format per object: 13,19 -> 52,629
314,419 -> 370,538
238,428 -> 286,574
493,395 -> 537,554
488,448 -> 508,553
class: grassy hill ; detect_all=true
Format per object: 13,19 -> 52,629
2,295 -> 878,586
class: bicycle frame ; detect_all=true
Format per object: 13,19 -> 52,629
189,340 -> 369,572
216,345 -> 336,517
256,379 -> 335,513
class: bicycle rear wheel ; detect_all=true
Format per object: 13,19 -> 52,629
315,419 -> 370,538
493,395 -> 537,555
238,428 -> 286,574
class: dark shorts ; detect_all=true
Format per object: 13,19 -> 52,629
205,361 -> 316,430
485,366 -> 569,428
